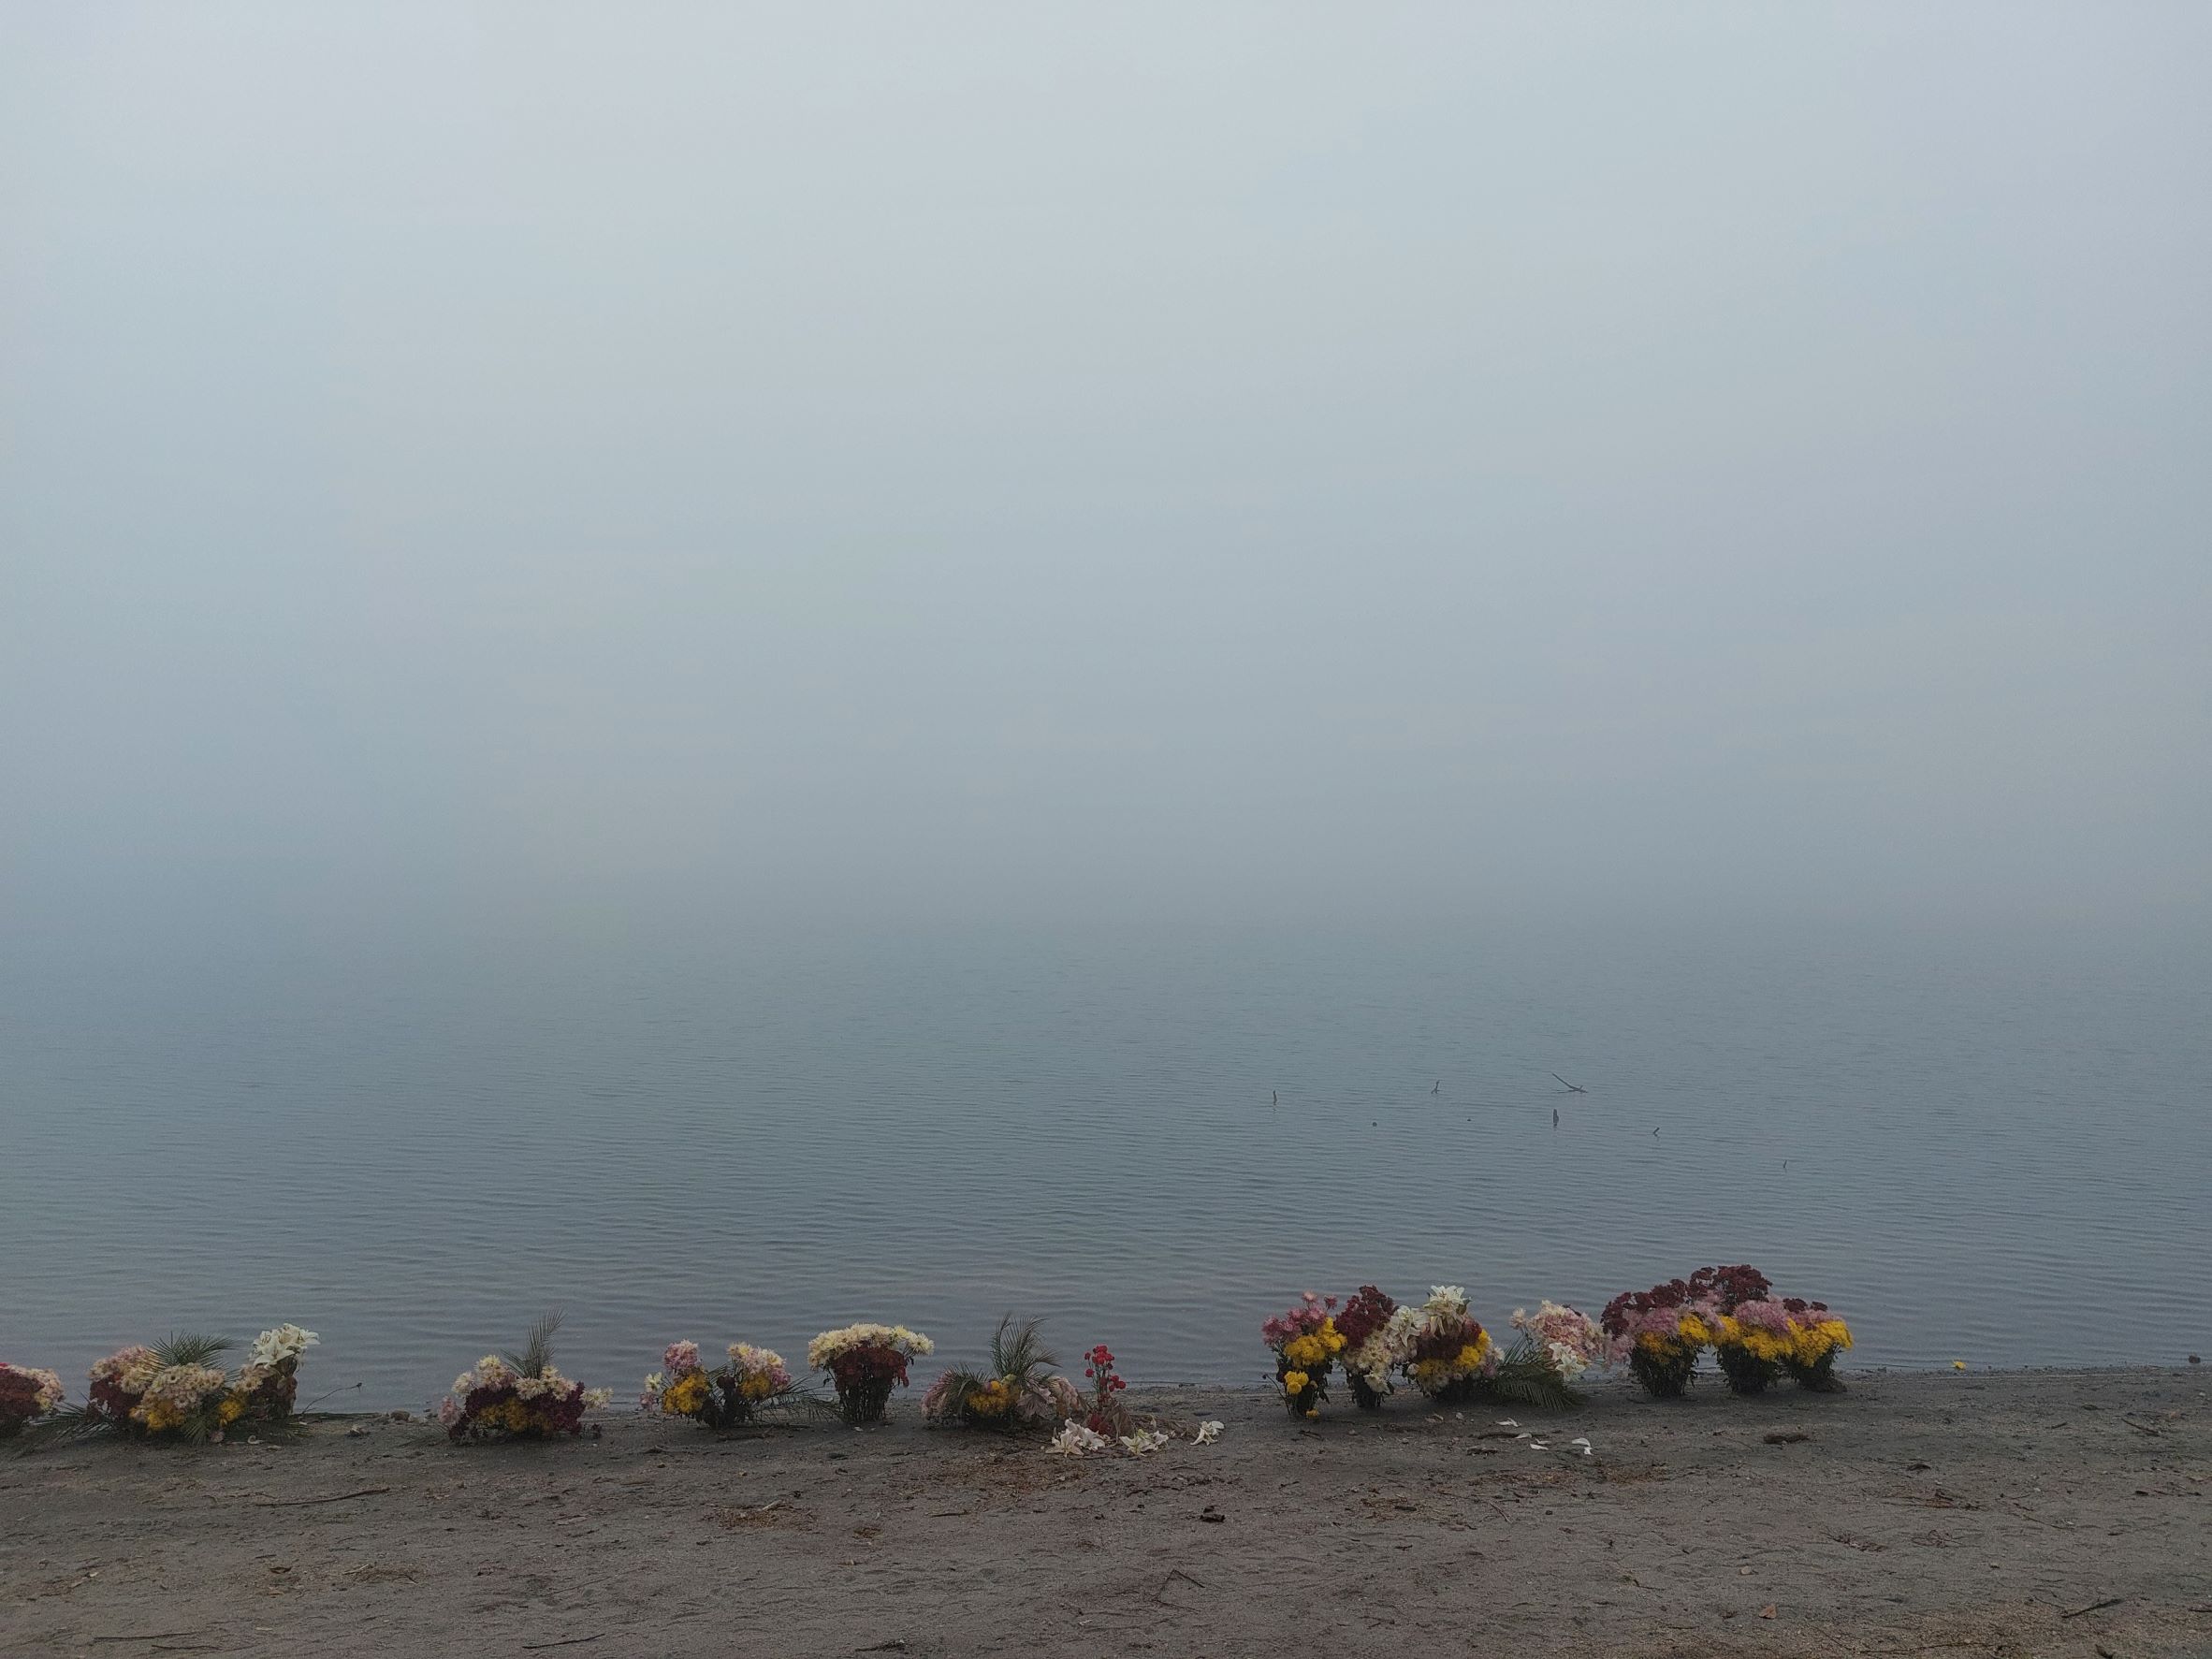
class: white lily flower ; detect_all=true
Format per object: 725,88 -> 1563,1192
1048,1420 -> 1110,1456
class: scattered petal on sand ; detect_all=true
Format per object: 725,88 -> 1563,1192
1193,1420 -> 1224,1446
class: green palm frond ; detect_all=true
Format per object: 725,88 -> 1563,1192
503,1312 -> 562,1379
1478,1338 -> 1583,1412
988,1316 -> 1054,1387
14,1402 -> 102,1451
156,1332 -> 236,1368
935,1365 -> 993,1404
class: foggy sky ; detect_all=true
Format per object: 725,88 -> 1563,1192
5,4 -> 2207,939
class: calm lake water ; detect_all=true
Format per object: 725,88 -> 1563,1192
5,917 -> 2206,1409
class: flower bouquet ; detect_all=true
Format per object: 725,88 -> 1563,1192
0,1362 -> 65,1438
1261,1292 -> 1344,1419
1601,1279 -> 1716,1398
1715,1295 -> 1853,1392
808,1322 -> 933,1425
1335,1285 -> 1401,1410
642,1340 -> 798,1430
1389,1286 -> 1493,1404
1688,1264 -> 1784,1394
922,1317 -> 1081,1433
232,1323 -> 319,1420
42,1324 -> 320,1444
440,1316 -> 612,1442
1079,1342 -> 1133,1436
1483,1300 -> 1608,1409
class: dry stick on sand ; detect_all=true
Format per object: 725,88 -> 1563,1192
88,1637 -> 207,1646
2059,1597 -> 2123,1620
519,1638 -> 604,1652
250,1486 -> 391,1508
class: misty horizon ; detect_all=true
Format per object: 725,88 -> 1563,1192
5,5 -> 2207,941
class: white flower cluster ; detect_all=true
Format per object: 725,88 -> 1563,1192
452,1354 -> 517,1396
1049,1420 -> 1111,1455
1381,1284 -> 1472,1356
806,1323 -> 934,1370
248,1324 -> 319,1369
1346,1330 -> 1402,1391
447,1356 -> 612,1406
1045,1419 -> 1221,1456
1510,1301 -> 1607,1380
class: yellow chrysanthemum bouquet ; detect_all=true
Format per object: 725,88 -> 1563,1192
1388,1287 -> 1494,1405
1714,1296 -> 1854,1393
1608,1265 -> 1855,1397
1602,1277 -> 1715,1398
1261,1292 -> 1346,1418
642,1339 -> 799,1430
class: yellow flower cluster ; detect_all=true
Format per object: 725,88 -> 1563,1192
1274,1317 -> 1345,1416
1638,1312 -> 1714,1357
736,1371 -> 775,1403
968,1378 -> 1014,1417
1717,1315 -> 1853,1366
1281,1320 -> 1346,1372
130,1364 -> 231,1433
1410,1332 -> 1493,1394
470,1398 -> 549,1435
661,1370 -> 712,1417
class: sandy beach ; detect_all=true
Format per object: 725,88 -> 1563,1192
3,1367 -> 2205,1658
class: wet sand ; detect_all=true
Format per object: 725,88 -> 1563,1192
3,1367 -> 2206,1657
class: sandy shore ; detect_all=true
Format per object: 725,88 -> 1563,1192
3,1367 -> 2205,1657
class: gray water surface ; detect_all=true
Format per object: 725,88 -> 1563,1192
5,918 -> 2205,1408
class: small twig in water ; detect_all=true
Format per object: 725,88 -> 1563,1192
1549,1072 -> 1588,1093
